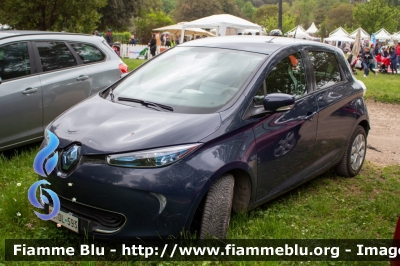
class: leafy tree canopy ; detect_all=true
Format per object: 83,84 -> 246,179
353,0 -> 400,33
162,0 -> 177,14
171,0 -> 244,22
241,1 -> 257,20
260,11 -> 296,32
133,10 -> 173,44
325,3 -> 356,32
98,0 -> 162,31
253,3 -> 290,24
0,0 -> 106,33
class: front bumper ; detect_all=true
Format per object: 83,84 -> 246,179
44,152 -> 209,239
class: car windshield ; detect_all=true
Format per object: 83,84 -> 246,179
113,47 -> 267,114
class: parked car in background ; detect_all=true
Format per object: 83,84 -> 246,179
0,31 -> 128,151
42,36 -> 369,239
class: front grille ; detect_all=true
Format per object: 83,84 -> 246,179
59,196 -> 125,229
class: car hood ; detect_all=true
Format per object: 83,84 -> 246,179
50,95 -> 221,155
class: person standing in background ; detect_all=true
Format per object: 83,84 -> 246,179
106,29 -> 113,46
389,46 -> 398,74
149,34 -> 156,57
129,34 -> 137,45
156,33 -> 161,55
396,42 -> 400,69
362,47 -> 377,77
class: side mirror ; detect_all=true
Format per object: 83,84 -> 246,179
0,77 -> 2,84
263,93 -> 295,112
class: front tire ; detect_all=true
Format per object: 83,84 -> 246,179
335,125 -> 367,177
199,174 -> 234,239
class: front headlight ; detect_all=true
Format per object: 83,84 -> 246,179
42,124 -> 52,146
106,144 -> 201,168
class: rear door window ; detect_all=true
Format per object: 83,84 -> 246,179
35,41 -> 77,72
0,42 -> 31,81
308,51 -> 342,89
69,43 -> 105,64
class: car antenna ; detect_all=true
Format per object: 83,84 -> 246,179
293,26 -> 298,39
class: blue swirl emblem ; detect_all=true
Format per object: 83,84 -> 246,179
34,130 -> 59,177
28,180 -> 60,220
29,129 -> 61,220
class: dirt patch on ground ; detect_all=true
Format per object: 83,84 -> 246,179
365,100 -> 400,166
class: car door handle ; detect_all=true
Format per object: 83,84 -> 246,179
22,87 -> 38,94
76,75 -> 89,81
304,111 -> 317,121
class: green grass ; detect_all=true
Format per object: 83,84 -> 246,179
360,73 -> 400,104
123,59 -> 146,72
1,144 -> 399,265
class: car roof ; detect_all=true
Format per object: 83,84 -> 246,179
179,35 -> 337,55
0,30 -> 93,40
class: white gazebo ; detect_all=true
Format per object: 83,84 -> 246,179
329,27 -> 350,37
153,23 -> 214,37
306,22 -> 319,35
374,28 -> 392,41
286,25 -> 314,40
180,14 -> 262,43
349,28 -> 370,40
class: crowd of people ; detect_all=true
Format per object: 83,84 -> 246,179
348,42 -> 400,77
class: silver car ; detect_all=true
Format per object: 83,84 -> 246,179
0,31 -> 127,151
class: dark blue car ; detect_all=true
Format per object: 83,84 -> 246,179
42,36 -> 370,239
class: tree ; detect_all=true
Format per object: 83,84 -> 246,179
253,3 -> 290,24
241,1 -> 257,20
325,3 -> 356,31
172,0 -> 223,22
171,0 -> 245,22
0,0 -> 106,33
98,0 -> 162,31
253,5 -> 278,24
220,0 -> 243,17
353,0 -> 400,33
133,10 -> 173,44
290,0 -> 316,27
260,12 -> 296,32
162,0 -> 177,14
235,0 -> 246,9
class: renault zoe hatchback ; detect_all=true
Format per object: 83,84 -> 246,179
40,36 -> 370,239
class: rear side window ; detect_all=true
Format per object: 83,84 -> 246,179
0,42 -> 30,81
36,41 -> 77,72
308,51 -> 342,89
69,43 -> 105,64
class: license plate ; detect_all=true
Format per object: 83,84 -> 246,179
49,206 -> 79,233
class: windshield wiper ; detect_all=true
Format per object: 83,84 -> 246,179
117,97 -> 174,112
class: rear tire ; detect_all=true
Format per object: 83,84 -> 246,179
199,174 -> 234,239
335,125 -> 367,177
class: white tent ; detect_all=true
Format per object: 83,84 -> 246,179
392,32 -> 400,40
324,35 -> 355,42
306,22 -> 319,34
349,28 -> 370,40
180,14 -> 262,43
374,28 -> 392,41
329,27 -> 349,37
286,25 -> 314,40
153,24 -> 214,37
